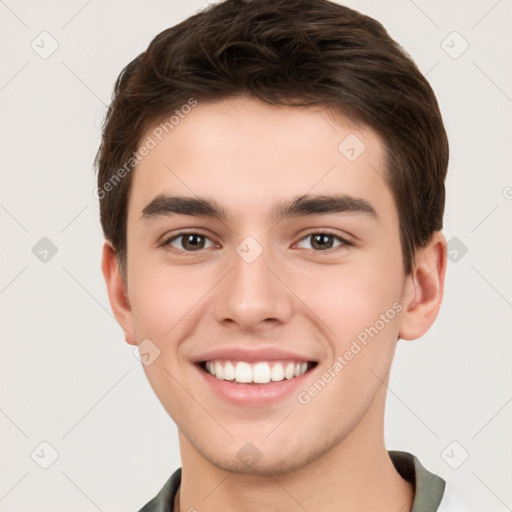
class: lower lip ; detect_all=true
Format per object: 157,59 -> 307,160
195,364 -> 316,407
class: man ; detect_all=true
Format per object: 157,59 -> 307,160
96,0 -> 467,510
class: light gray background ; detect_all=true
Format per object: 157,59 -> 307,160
1,0 -> 511,510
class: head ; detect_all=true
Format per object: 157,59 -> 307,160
98,0 -> 448,474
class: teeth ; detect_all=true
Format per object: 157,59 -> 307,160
253,362 -> 271,383
271,363 -> 284,382
284,362 -> 295,379
203,360 -> 311,384
223,361 -> 235,381
214,361 -> 224,379
235,361 -> 252,383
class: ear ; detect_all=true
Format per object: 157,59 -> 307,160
398,232 -> 447,340
101,241 -> 137,346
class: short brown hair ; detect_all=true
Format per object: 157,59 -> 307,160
96,0 -> 448,278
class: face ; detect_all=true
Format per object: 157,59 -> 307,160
119,97 -> 413,473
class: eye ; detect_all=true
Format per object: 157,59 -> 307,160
296,232 -> 351,252
163,232 -> 216,253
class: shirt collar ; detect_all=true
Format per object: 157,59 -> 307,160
389,450 -> 446,512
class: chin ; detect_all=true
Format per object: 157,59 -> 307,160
209,453 -> 308,475
202,438 -> 333,476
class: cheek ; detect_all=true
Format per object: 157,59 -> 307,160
293,265 -> 403,419
293,258 -> 404,403
127,253 -> 205,339
127,261 -> 203,417
292,257 -> 404,341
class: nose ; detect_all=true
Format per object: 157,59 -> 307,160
213,240 -> 294,332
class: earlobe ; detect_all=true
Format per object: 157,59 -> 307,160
101,241 -> 137,346
398,232 -> 447,341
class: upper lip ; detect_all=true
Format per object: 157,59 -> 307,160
191,347 -> 318,364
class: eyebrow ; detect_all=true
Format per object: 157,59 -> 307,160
141,193 -> 377,221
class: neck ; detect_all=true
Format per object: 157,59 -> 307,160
175,390 -> 414,512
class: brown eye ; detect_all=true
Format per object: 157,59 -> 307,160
311,234 -> 335,250
296,232 -> 350,251
164,233 -> 215,252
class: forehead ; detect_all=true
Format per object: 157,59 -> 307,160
128,97 -> 396,226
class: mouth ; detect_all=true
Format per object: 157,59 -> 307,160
196,359 -> 318,385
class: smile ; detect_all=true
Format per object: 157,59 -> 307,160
199,360 -> 317,384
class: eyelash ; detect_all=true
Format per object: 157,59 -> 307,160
161,230 -> 353,255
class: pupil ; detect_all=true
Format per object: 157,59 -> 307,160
313,234 -> 332,250
185,234 -> 203,250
